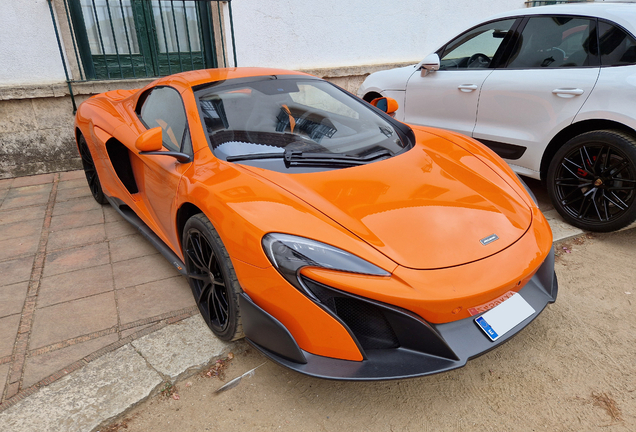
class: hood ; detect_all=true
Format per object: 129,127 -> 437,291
242,130 -> 532,270
358,65 -> 416,96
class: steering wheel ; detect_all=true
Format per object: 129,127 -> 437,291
467,53 -> 491,69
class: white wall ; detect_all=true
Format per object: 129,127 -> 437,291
231,0 -> 526,69
0,0 -> 68,86
0,0 -> 526,87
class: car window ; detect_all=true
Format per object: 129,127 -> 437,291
506,16 -> 594,69
139,87 -> 189,152
439,19 -> 516,70
598,21 -> 636,66
195,77 -> 409,170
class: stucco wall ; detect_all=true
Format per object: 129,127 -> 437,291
0,0 -> 68,86
231,0 -> 526,69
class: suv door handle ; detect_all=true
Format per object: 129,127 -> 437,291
458,84 -> 478,92
552,88 -> 584,98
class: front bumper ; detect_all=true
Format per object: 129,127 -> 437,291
240,248 -> 557,381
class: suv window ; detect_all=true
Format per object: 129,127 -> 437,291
598,21 -> 636,66
139,87 -> 189,152
439,19 -> 516,70
507,16 -> 594,69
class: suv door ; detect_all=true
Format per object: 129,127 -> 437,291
403,18 -> 519,135
472,15 -> 601,178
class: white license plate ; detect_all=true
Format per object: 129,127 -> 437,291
474,293 -> 535,341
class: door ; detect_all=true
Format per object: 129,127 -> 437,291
473,16 -> 601,176
404,18 -> 519,136
137,86 -> 194,248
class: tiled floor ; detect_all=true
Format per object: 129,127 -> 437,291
0,171 -> 197,404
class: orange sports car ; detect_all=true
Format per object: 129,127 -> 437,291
75,67 -> 557,380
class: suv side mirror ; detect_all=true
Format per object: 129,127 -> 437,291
416,53 -> 441,76
370,97 -> 399,115
136,127 -> 192,163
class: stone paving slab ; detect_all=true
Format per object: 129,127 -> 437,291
0,344 -> 164,432
132,315 -> 232,380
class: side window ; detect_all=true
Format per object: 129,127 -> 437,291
598,21 -> 636,66
439,19 -> 516,70
139,87 -> 189,152
507,17 -> 594,69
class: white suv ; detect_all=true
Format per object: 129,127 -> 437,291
359,3 -> 636,232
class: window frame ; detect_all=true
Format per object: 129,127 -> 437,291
501,14 -> 600,70
597,19 -> 636,67
65,0 -> 222,80
435,17 -> 525,70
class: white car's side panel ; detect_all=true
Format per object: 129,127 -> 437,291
473,67 -> 600,173
574,64 -> 636,131
404,69 -> 495,137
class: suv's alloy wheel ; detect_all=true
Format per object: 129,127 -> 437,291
547,130 -> 636,232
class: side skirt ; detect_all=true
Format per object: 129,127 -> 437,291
105,195 -> 187,276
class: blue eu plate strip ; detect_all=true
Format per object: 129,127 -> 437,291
475,316 -> 499,341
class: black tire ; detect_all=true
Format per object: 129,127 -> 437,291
78,135 -> 107,204
182,213 -> 244,341
547,130 -> 636,232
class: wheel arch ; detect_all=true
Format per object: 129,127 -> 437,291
176,202 -> 204,252
540,119 -> 636,181
362,91 -> 383,102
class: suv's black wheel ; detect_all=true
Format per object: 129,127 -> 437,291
78,135 -> 107,204
547,130 -> 636,232
183,214 -> 243,341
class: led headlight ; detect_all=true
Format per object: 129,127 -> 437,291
262,233 -> 390,290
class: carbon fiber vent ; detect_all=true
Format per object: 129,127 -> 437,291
302,277 -> 399,350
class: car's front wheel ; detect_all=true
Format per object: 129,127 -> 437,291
547,130 -> 636,232
183,213 -> 244,341
78,135 -> 107,204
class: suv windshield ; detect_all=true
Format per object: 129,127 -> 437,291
195,76 -> 412,172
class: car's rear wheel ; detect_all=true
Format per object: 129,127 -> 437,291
183,214 -> 243,341
78,135 -> 107,204
547,130 -> 636,232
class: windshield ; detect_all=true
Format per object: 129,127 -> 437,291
195,76 -> 411,172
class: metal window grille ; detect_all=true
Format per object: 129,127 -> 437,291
47,0 -> 237,110
525,0 -> 592,7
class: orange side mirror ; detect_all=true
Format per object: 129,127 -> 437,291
370,97 -> 399,115
135,127 -> 163,152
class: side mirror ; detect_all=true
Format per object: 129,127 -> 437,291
416,53 -> 440,76
135,127 -> 163,152
135,127 -> 192,163
370,97 -> 399,115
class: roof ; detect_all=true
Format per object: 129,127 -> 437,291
488,2 -> 636,34
149,67 -> 313,89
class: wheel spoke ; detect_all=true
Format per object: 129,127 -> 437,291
198,282 -> 212,305
608,191 -> 628,211
186,247 -> 206,271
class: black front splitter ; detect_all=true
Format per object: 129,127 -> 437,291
243,249 -> 558,381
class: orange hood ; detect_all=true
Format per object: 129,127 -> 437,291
241,130 -> 532,269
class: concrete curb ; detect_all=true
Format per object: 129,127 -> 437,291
0,315 -> 237,432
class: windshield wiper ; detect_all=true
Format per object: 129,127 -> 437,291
226,148 -> 393,167
225,152 -> 284,162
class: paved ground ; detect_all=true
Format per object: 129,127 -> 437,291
0,170 -> 615,431
0,171 -> 202,406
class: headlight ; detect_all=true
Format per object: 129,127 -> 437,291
262,233 -> 390,290
516,174 -> 538,206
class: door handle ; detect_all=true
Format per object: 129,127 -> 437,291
552,88 -> 584,98
458,84 -> 478,92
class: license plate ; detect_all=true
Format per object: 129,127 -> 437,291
474,293 -> 535,341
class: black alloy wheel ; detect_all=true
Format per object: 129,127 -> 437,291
183,214 -> 243,341
79,135 -> 107,204
547,130 -> 636,232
